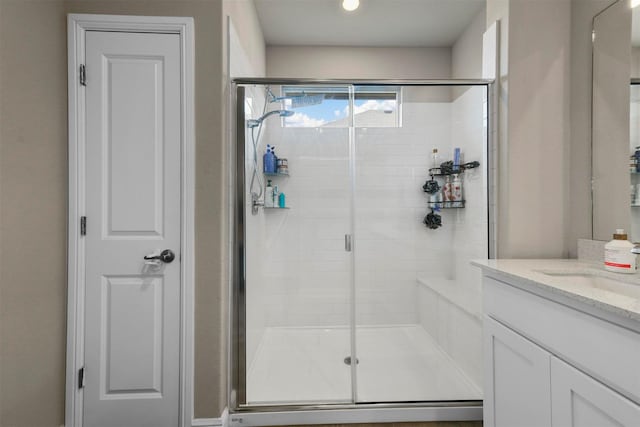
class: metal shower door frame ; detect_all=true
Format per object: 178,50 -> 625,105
229,78 -> 495,416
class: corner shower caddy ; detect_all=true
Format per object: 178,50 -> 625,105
264,171 -> 290,177
423,161 -> 480,221
252,171 -> 290,214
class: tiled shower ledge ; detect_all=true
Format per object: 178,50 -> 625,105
416,276 -> 482,321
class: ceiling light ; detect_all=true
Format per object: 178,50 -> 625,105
633,0 -> 640,8
342,0 -> 360,12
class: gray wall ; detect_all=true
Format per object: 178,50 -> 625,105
0,0 -> 226,424
0,1 -> 68,425
0,0 -> 625,425
266,46 -> 452,79
488,0 -> 572,258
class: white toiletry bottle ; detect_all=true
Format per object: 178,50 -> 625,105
443,176 -> 452,208
265,180 -> 274,208
273,185 -> 279,208
452,174 -> 463,207
604,229 -> 636,273
431,148 -> 439,170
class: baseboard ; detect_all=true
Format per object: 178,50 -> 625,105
192,408 -> 228,427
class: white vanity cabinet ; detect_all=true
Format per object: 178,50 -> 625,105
484,317 -> 551,427
482,273 -> 640,427
551,357 -> 640,427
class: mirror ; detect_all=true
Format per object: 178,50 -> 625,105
592,0 -> 632,241
630,7 -> 640,240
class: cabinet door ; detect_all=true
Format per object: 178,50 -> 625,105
484,316 -> 552,427
551,357 -> 640,427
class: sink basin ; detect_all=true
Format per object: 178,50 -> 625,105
536,270 -> 640,300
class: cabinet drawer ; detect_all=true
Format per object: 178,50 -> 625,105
484,275 -> 640,404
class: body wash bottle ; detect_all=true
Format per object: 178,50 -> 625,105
265,180 -> 274,208
443,176 -> 452,208
452,174 -> 463,207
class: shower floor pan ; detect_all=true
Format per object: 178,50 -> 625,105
247,324 -> 482,405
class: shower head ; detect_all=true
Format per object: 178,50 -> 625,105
247,109 -> 294,128
267,87 -> 325,108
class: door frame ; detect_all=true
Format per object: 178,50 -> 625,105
229,78 -> 491,418
65,14 -> 195,427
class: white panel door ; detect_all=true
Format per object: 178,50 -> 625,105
84,31 -> 181,427
484,316 -> 552,427
551,357 -> 640,427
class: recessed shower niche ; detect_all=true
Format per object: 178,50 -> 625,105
231,80 -> 490,409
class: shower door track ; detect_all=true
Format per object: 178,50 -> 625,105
230,78 -> 494,423
229,402 -> 483,426
233,77 -> 494,86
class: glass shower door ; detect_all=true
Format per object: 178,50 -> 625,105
241,84 -> 355,405
352,84 -> 487,403
238,82 -> 487,407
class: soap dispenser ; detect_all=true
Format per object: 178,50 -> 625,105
604,229 -> 636,273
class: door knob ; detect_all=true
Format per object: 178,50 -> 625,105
144,249 -> 176,263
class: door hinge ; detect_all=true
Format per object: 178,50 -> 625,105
78,367 -> 85,389
80,216 -> 86,236
79,64 -> 86,86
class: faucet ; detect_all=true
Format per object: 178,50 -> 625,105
631,244 -> 640,254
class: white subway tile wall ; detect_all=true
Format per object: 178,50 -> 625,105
244,86 -> 487,393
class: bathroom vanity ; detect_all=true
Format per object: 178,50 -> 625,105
474,259 -> 640,427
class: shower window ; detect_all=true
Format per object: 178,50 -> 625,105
353,86 -> 401,127
280,86 -> 401,128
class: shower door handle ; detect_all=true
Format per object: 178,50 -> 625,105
345,234 -> 352,252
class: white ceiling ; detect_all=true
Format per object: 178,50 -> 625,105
253,0 -> 486,47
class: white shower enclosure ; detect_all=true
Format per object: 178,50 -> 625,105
231,79 -> 491,412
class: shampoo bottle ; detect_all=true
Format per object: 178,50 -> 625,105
265,180 -> 274,208
604,229 -> 636,273
263,145 -> 275,174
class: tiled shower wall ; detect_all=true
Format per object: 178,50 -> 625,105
353,88 -> 454,325
245,86 -> 487,368
415,86 -> 488,388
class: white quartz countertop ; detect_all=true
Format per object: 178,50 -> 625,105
472,259 -> 640,322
